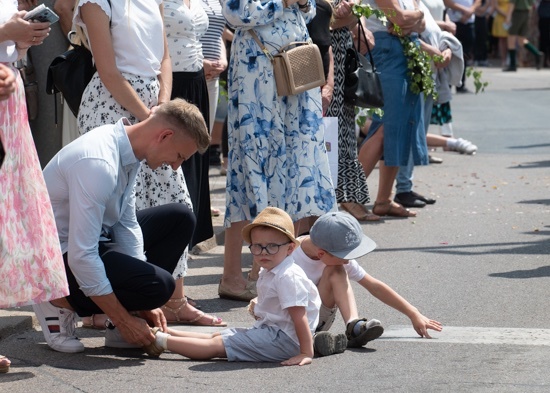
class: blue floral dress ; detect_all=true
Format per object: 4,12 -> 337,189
222,0 -> 336,225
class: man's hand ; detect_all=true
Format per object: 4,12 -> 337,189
138,308 -> 168,332
115,315 -> 156,346
281,353 -> 312,366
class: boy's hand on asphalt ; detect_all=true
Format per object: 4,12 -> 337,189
281,354 -> 312,366
411,313 -> 443,338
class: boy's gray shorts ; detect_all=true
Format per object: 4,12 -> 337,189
221,325 -> 300,362
315,304 -> 338,332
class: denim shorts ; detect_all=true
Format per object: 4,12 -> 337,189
221,325 -> 300,362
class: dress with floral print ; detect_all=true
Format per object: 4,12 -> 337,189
0,68 -> 69,308
221,0 -> 336,225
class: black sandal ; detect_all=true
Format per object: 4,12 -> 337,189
346,318 -> 384,348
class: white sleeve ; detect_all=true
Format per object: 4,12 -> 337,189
344,259 -> 367,283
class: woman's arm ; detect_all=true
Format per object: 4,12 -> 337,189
53,0 -> 75,38
321,46 -> 334,114
80,2 -> 151,121
375,0 -> 425,34
157,3 -> 172,105
281,306 -> 314,366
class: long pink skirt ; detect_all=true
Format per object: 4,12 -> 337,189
0,64 -> 68,308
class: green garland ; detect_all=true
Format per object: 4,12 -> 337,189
352,5 -> 436,100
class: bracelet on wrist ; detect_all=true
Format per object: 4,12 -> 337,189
298,0 -> 309,9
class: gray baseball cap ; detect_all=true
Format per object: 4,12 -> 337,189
310,212 -> 377,259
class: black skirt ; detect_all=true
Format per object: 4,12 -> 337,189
171,70 -> 213,247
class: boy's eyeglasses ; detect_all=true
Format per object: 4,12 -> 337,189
248,242 -> 291,256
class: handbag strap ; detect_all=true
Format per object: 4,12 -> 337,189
356,19 -> 376,72
249,30 -> 274,61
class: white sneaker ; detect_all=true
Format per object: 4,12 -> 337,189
105,326 -> 141,349
451,138 -> 478,155
32,301 -> 84,353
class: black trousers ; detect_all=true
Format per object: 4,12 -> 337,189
64,203 -> 196,316
456,22 -> 475,86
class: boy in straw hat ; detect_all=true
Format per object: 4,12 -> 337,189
294,211 -> 442,348
146,207 -> 346,365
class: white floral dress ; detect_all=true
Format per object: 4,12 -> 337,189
222,0 -> 336,225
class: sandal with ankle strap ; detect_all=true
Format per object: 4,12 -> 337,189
372,201 -> 417,218
81,314 -> 108,330
161,297 -> 227,326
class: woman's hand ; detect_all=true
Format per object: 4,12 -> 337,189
17,0 -> 36,11
435,48 -> 452,69
0,64 -> 16,101
203,58 -> 227,80
333,0 -> 354,19
1,11 -> 50,49
321,83 -> 333,113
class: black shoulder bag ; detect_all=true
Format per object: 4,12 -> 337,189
343,19 -> 384,109
46,0 -> 111,118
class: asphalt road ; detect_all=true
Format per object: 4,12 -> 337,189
1,67 -> 549,392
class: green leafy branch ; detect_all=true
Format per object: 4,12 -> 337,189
355,106 -> 384,127
465,67 -> 488,93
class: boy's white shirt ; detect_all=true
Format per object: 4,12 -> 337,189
292,246 -> 367,285
253,256 -> 321,345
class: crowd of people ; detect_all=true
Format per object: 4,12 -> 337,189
0,0 -> 547,371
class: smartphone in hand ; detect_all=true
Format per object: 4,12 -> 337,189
23,4 -> 59,24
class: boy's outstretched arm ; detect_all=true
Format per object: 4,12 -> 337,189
281,306 -> 314,366
358,274 -> 443,338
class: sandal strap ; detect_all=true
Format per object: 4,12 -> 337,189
346,318 -> 368,339
161,297 -> 189,322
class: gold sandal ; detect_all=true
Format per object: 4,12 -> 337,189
161,297 -> 227,326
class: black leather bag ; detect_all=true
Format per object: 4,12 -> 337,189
46,35 -> 95,118
343,20 -> 384,109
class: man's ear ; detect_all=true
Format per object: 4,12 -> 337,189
317,249 -> 326,259
158,128 -> 175,142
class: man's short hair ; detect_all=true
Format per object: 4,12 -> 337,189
155,98 -> 210,154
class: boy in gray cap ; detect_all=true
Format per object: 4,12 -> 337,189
294,211 -> 442,348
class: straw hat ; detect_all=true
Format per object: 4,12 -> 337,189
242,207 -> 299,245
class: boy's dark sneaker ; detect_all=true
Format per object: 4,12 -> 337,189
314,332 -> 347,357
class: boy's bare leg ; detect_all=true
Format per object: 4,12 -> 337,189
165,332 -> 227,360
166,328 -> 216,339
317,265 -> 358,322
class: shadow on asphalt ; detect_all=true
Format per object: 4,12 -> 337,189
518,198 -> 550,205
508,160 -> 550,168
488,265 -> 550,279
508,143 -> 550,149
